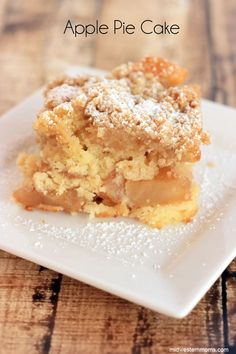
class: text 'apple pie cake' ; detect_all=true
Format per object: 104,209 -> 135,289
13,57 -> 210,228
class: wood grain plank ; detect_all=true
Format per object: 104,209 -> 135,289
206,0 -> 236,106
95,0 -> 191,69
0,0 -> 8,32
0,0 -> 57,115
226,276 -> 236,350
0,0 -> 99,115
49,277 -> 137,354
204,0 -> 236,294
206,1 -> 236,350
0,251 -> 60,354
43,0 -> 100,78
48,277 -> 224,354
228,259 -> 236,273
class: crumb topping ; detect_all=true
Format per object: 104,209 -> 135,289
39,57 -> 208,161
84,79 -> 202,155
45,84 -> 82,109
110,57 -> 188,88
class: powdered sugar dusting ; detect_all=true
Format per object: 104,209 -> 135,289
45,84 -> 83,109
84,78 -> 202,153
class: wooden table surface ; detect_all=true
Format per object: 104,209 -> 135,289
0,0 -> 236,353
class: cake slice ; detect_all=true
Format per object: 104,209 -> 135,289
13,57 -> 210,228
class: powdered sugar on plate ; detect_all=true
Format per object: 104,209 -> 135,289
0,134 -> 236,273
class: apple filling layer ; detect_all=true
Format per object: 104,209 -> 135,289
125,170 -> 191,207
99,165 -> 192,209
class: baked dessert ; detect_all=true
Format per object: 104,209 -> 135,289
13,57 -> 210,228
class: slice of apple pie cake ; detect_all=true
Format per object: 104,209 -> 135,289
13,57 -> 209,228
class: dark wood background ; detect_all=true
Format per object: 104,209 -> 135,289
0,0 -> 236,353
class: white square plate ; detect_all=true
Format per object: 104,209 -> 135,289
1,66 -> 236,318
